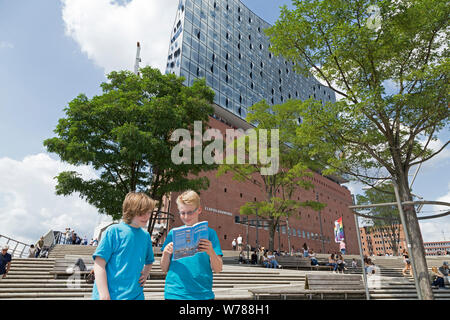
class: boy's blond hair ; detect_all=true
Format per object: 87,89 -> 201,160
122,192 -> 156,224
176,190 -> 200,208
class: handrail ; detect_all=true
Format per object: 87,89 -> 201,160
0,234 -> 31,258
0,230 -> 68,259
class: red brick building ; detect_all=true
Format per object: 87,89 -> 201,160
424,241 -> 450,256
359,223 -> 450,256
359,224 -> 407,256
159,0 -> 356,255
158,116 -> 358,254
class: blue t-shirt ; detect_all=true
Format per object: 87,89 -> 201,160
91,222 -> 155,300
162,227 -> 222,300
0,253 -> 11,275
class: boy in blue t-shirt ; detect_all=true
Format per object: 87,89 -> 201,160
161,190 -> 223,300
92,192 -> 156,300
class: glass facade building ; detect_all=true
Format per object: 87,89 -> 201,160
166,0 -> 335,123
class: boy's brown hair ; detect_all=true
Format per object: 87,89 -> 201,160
122,192 -> 157,224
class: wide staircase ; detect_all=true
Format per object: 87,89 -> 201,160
47,245 -> 97,259
366,255 -> 450,300
0,245 -> 305,300
1,246 -> 449,300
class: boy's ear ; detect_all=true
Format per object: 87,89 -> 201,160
197,206 -> 202,215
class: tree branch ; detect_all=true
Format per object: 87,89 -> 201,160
409,139 -> 450,166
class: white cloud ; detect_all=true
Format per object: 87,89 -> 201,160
417,137 -> 450,171
419,183 -> 450,243
308,67 -> 346,101
342,181 -> 364,198
0,41 -> 14,49
61,0 -> 178,73
344,179 -> 450,243
0,153 -> 104,245
420,218 -> 450,243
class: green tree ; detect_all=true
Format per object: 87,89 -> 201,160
266,0 -> 449,299
44,66 -> 215,235
356,183 -> 401,255
217,100 -> 325,251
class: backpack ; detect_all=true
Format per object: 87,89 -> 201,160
86,271 -> 95,284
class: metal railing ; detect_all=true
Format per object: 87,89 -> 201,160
0,230 -> 66,259
0,234 -> 31,258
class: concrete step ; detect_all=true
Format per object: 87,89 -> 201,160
3,287 -> 447,300
0,283 -> 262,295
212,294 -> 253,300
10,260 -> 55,265
8,268 -> 54,272
0,278 -> 304,286
11,260 -> 55,264
213,274 -> 305,279
0,292 -> 88,298
7,270 -> 54,278
370,288 -> 450,293
0,279 -> 88,284
4,297 -> 90,300
371,294 -> 450,300
214,280 -> 295,285
213,276 -> 305,281
10,263 -> 54,267
0,275 -> 54,279
2,253 -> 448,301
0,288 -> 93,293
0,283 -> 95,289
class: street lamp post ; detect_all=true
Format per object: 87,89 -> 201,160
286,219 -> 291,254
348,189 -> 449,300
246,218 -> 250,261
392,182 -> 423,300
255,209 -> 259,248
352,195 -> 370,300
316,193 -> 325,253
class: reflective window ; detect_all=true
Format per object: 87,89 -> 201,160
165,0 -> 336,119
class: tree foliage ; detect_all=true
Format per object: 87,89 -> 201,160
217,99 -> 326,251
266,0 -> 449,298
356,183 -> 401,255
44,66 -> 215,228
267,0 -> 449,187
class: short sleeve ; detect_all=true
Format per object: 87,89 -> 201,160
161,230 -> 173,252
92,227 -> 115,263
209,229 -> 222,257
145,233 -> 155,265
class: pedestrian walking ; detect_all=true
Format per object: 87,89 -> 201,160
0,245 -> 12,279
339,240 -> 346,255
237,234 -> 243,251
36,236 -> 44,258
28,245 -> 37,258
401,249 -> 412,276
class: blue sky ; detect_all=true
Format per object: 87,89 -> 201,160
0,0 -> 448,246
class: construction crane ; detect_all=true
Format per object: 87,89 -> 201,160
134,41 -> 141,76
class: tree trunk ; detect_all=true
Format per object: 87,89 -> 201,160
388,224 -> 399,256
397,177 -> 434,300
268,219 -> 276,252
147,196 -> 163,236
